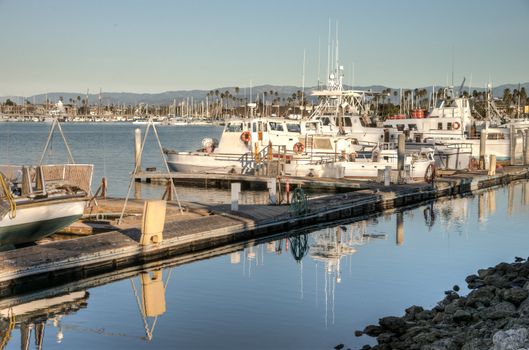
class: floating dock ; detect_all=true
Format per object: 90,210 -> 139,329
1,166 -> 529,298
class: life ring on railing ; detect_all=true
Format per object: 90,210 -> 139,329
293,142 -> 305,154
240,131 -> 251,143
453,121 -> 461,130
424,163 -> 437,183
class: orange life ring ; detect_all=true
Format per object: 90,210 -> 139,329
240,131 -> 251,143
293,142 -> 305,154
453,121 -> 461,130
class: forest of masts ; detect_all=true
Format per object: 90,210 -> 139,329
1,86 -> 528,120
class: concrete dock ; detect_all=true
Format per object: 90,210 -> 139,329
1,166 -> 529,298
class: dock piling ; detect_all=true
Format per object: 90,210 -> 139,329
524,130 -> 529,165
488,155 -> 497,176
384,165 -> 391,186
231,182 -> 241,211
397,134 -> 405,182
134,128 -> 142,173
140,200 -> 166,245
267,178 -> 277,205
510,125 -> 516,166
479,131 -> 487,170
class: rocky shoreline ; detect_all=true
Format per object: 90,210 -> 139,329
351,257 -> 529,350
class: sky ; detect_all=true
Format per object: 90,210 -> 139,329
0,0 -> 528,96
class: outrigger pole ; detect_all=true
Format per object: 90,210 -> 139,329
118,117 -> 183,225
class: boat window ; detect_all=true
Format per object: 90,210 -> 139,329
322,117 -> 331,126
447,122 -> 453,130
408,124 -> 418,131
312,137 -> 333,150
438,122 -> 443,130
344,118 -> 353,127
286,123 -> 301,133
305,122 -> 318,132
252,123 -> 257,132
396,124 -> 405,131
269,121 -> 283,131
487,133 -> 505,140
226,122 -> 243,132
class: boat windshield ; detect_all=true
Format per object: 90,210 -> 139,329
226,122 -> 244,132
286,123 -> 301,133
269,121 -> 284,132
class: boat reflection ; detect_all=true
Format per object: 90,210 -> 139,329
0,290 -> 88,350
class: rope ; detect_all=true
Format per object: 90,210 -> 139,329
0,308 -> 16,350
0,174 -> 16,219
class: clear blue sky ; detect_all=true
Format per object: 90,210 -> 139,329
1,0 -> 528,96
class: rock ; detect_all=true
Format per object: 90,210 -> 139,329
334,344 -> 344,350
453,285 -> 460,292
501,287 -> 529,306
515,257 -> 525,263
416,310 -> 434,321
453,309 -> 473,323
478,268 -> 496,279
492,328 -> 529,350
483,301 -> 518,320
466,274 -> 482,284
363,324 -> 383,336
466,285 -> 496,307
444,302 -> 460,315
354,330 -> 363,337
376,332 -> 394,344
518,297 -> 529,316
378,316 -> 407,334
412,331 -> 438,344
484,274 -> 511,289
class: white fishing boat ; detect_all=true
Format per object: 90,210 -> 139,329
382,86 -> 528,168
309,65 -> 399,144
0,164 -> 92,247
163,115 -> 362,175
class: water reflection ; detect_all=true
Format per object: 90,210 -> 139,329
0,291 -> 88,349
2,181 -> 529,349
130,269 -> 169,341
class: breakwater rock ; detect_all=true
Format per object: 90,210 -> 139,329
357,258 -> 529,349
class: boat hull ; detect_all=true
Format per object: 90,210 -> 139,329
166,152 -> 244,174
0,198 -> 86,246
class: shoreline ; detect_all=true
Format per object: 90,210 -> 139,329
355,258 -> 529,349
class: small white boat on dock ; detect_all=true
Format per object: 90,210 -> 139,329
0,164 -> 92,247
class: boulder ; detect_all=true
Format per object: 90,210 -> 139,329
492,328 -> 529,350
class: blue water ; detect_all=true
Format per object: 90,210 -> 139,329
0,122 -> 266,202
2,181 -> 529,349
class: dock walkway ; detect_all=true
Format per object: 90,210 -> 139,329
1,166 -> 529,297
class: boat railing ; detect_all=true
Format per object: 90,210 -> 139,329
239,144 -> 288,175
41,164 -> 94,194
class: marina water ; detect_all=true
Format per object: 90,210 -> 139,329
2,123 -> 529,349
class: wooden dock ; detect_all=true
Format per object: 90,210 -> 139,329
1,166 -> 529,298
134,170 -> 372,191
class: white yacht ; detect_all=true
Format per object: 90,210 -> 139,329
383,86 -> 526,168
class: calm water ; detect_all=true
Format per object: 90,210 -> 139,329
2,181 -> 529,349
0,122 -> 268,203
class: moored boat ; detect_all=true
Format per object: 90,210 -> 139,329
0,164 -> 92,247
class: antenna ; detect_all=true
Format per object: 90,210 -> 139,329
451,44 -> 454,86
327,18 -> 331,84
301,49 -> 306,113
317,37 -> 321,90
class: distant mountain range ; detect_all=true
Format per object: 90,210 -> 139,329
2,83 -> 528,106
